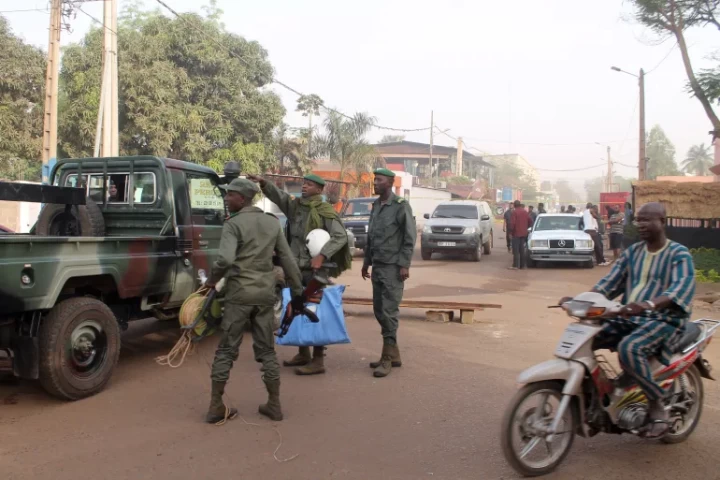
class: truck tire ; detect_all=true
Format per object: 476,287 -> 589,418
38,297 -> 121,400
421,248 -> 432,261
35,199 -> 105,237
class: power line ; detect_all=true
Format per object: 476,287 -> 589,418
645,41 -> 678,76
153,0 -> 429,133
535,163 -> 606,172
71,2 -> 118,35
0,8 -> 49,14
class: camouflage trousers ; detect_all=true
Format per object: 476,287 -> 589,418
210,303 -> 280,384
371,263 -> 405,346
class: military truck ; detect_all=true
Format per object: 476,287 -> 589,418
0,156 -> 242,400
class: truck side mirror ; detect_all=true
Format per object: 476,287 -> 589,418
423,213 -> 430,219
222,161 -> 240,183
481,215 -> 490,221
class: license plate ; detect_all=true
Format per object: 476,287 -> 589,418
438,242 -> 456,247
554,323 -> 597,358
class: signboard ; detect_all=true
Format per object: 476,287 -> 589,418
189,178 -> 224,210
495,189 -> 503,203
502,187 -> 513,202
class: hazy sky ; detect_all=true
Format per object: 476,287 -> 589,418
4,0 -> 719,186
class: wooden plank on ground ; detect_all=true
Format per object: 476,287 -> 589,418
342,297 -> 502,310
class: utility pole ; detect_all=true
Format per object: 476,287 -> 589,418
41,0 -> 62,184
96,0 -> 119,157
638,68 -> 646,181
456,137 -> 463,177
429,110 -> 434,186
605,146 -> 613,192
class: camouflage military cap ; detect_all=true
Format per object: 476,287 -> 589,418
220,178 -> 260,197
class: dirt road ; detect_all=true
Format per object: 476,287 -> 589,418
2,233 -> 719,480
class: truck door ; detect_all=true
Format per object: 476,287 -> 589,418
185,172 -> 226,284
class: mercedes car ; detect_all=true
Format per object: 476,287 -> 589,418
526,214 -> 594,268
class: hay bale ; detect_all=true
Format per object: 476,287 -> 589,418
633,181 -> 720,220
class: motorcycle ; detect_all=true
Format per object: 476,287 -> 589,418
500,292 -> 720,477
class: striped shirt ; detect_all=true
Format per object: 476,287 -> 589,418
594,240 -> 695,328
609,213 -> 624,234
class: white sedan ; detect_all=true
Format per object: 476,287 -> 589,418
526,214 -> 594,268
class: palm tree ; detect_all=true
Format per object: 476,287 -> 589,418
682,143 -> 714,176
314,111 -> 377,181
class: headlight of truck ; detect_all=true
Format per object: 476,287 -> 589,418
423,225 -> 432,234
463,226 -> 477,234
529,239 -> 549,249
575,239 -> 593,249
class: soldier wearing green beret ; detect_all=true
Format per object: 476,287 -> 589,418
246,173 -> 351,375
361,168 -> 417,377
205,178 -> 304,424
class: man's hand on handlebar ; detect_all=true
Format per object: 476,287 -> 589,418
558,296 -> 573,306
621,301 -> 651,317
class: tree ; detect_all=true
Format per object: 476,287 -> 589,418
682,142 -> 714,174
0,16 -> 45,181
553,180 -> 582,205
315,111 -> 377,181
584,176 -> 634,204
629,0 -> 720,135
646,125 -> 681,178
273,124 -> 315,176
492,159 -> 537,197
58,3 -> 284,173
296,94 -> 324,157
379,135 -> 405,143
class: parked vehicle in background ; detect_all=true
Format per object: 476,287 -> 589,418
526,214 -> 594,268
420,200 -> 493,262
340,197 -> 374,252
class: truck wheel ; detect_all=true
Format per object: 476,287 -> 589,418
35,199 -> 105,237
421,248 -> 432,260
483,232 -> 493,255
39,297 -> 121,400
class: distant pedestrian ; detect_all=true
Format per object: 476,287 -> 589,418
503,206 -> 513,253
583,203 -> 609,266
509,200 -> 533,270
528,205 -> 538,224
624,202 -> 634,225
538,203 -> 547,214
608,204 -> 624,261
560,205 -> 566,213
567,205 -> 575,214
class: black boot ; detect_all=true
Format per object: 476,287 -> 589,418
258,379 -> 283,421
206,380 -> 238,424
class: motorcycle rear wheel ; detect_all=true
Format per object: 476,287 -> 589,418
501,381 -> 576,477
661,364 -> 703,444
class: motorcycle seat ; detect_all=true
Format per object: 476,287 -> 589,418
672,322 -> 703,353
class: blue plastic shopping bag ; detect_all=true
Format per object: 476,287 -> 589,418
275,285 -> 351,347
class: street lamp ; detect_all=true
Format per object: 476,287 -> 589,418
611,66 -> 646,181
595,142 -> 613,192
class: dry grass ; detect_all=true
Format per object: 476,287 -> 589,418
633,181 -> 720,219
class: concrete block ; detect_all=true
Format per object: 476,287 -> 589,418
458,310 -> 475,324
425,310 -> 453,323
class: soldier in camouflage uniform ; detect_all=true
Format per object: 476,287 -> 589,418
361,168 -> 417,378
206,178 -> 304,424
247,173 -> 351,375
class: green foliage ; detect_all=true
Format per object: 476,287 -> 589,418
0,16 -> 45,181
696,269 -> 720,283
296,94 -> 324,118
58,5 -> 284,171
682,143 -> 714,175
315,111 -> 377,181
584,176 -> 634,204
493,160 -> 537,197
273,124 -> 315,176
691,247 -> 720,282
646,125 -> 680,179
447,176 -> 473,185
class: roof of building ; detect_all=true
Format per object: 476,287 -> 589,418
373,141 -> 493,167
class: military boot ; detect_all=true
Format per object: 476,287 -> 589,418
258,379 -> 283,421
205,380 -> 238,424
295,346 -> 326,375
283,346 -> 311,367
369,343 -> 402,368
373,344 -> 398,378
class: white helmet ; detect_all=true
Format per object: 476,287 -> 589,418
306,229 -> 330,257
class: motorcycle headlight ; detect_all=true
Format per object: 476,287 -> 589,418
575,239 -> 593,249
530,239 -> 549,249
463,226 -> 477,234
422,225 -> 432,234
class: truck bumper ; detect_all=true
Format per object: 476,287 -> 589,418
529,249 -> 593,262
422,234 -> 480,253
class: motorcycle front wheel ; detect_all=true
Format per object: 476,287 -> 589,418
501,381 -> 576,477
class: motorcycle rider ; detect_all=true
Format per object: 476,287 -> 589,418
560,202 -> 696,438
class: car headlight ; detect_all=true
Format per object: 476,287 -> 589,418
575,239 -> 593,249
463,226 -> 477,234
422,225 -> 432,234
530,239 -> 549,249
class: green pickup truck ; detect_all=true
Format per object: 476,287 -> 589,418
0,155 -> 244,400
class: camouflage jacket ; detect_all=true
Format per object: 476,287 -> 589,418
261,181 -> 348,271
364,193 -> 417,268
210,206 -> 303,305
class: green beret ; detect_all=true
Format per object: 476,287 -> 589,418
220,178 -> 260,197
303,174 -> 326,186
373,168 -> 396,178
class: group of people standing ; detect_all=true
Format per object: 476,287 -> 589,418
503,200 -> 546,269
204,168 -> 416,425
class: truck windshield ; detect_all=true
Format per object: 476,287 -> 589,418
343,200 -> 373,217
432,205 -> 478,219
535,216 -> 582,231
